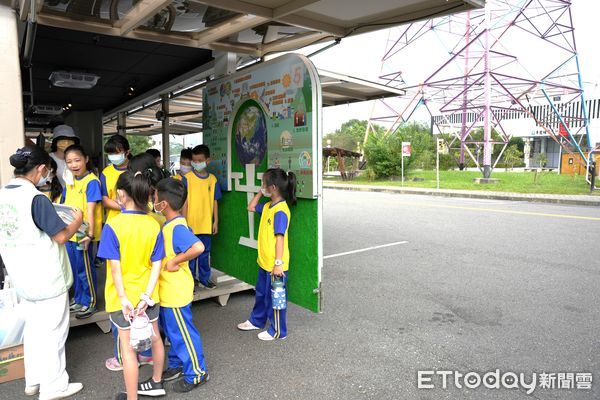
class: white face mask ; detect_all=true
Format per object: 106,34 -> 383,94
108,153 -> 126,166
192,161 -> 207,172
36,169 -> 52,187
179,165 -> 192,175
260,187 -> 272,197
153,201 -> 166,214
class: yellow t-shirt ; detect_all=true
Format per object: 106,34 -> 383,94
257,200 -> 291,272
159,216 -> 197,308
182,171 -> 220,235
41,189 -> 60,203
98,211 -> 164,312
62,172 -> 103,241
101,164 -> 127,222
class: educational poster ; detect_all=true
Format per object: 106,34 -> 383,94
203,54 -> 319,199
205,54 -> 323,313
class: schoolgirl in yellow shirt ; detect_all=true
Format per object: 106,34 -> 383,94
61,145 -> 102,319
237,168 -> 296,341
97,170 -> 166,400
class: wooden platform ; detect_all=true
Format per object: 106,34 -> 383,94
69,270 -> 253,333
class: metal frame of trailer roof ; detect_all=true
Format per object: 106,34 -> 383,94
100,67 -> 407,137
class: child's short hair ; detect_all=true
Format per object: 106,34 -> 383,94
104,134 -> 130,154
192,144 -> 210,158
180,148 -> 193,161
145,148 -> 161,159
156,178 -> 187,211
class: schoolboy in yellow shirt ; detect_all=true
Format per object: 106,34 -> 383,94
172,148 -> 192,181
181,145 -> 221,289
154,178 -> 210,393
100,134 -> 130,223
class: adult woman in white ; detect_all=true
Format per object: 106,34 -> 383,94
49,124 -> 79,187
0,145 -> 84,400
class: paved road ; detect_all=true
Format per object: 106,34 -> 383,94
2,189 -> 599,399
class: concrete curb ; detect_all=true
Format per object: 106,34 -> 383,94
323,183 -> 600,207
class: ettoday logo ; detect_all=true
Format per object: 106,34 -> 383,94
418,370 -> 537,394
418,370 -> 593,394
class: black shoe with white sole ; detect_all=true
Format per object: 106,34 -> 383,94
137,378 -> 166,397
202,280 -> 217,290
172,373 -> 209,393
162,367 -> 183,382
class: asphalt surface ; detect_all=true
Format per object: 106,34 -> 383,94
2,189 -> 600,400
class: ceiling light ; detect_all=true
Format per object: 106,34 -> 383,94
49,71 -> 100,89
32,105 -> 64,115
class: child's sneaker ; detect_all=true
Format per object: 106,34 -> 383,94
162,367 -> 183,382
105,357 -> 123,372
75,305 -> 97,319
137,378 -> 166,397
202,279 -> 217,290
237,320 -> 259,331
172,373 -> 209,393
258,331 -> 286,341
138,354 -> 154,366
69,303 -> 83,313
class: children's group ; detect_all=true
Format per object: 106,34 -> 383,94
0,124 -> 298,400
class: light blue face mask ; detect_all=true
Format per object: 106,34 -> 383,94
192,161 -> 207,172
36,170 -> 52,187
179,165 -> 192,175
108,153 -> 126,166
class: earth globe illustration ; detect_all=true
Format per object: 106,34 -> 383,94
232,99 -> 268,166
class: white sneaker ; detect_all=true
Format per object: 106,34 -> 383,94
39,382 -> 84,400
258,331 -> 286,341
24,384 -> 39,396
237,320 -> 259,331
258,331 -> 275,341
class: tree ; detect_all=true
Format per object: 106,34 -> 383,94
502,144 -> 523,170
324,119 -> 385,151
127,135 -> 155,156
533,152 -> 548,169
363,121 -> 434,179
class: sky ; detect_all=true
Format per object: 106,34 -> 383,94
292,0 -> 600,135
166,1 -> 599,148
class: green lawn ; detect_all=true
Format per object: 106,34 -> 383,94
324,170 -> 599,195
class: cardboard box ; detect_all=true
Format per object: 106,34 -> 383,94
0,343 -> 24,384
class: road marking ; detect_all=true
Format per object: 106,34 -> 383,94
324,241 -> 409,259
382,200 -> 600,221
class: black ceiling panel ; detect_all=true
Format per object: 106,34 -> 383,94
24,25 -> 213,114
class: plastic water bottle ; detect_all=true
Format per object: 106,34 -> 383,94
75,232 -> 85,251
271,277 -> 286,310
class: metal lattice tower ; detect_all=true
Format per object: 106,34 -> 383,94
366,0 -> 591,178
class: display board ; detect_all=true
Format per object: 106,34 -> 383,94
205,54 -> 322,312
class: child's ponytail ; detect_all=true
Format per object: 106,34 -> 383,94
286,171 -> 297,206
264,168 -> 297,206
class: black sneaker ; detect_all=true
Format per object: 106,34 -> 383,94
162,367 -> 183,382
172,373 -> 209,393
137,378 -> 166,397
75,305 -> 97,319
202,280 -> 217,290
